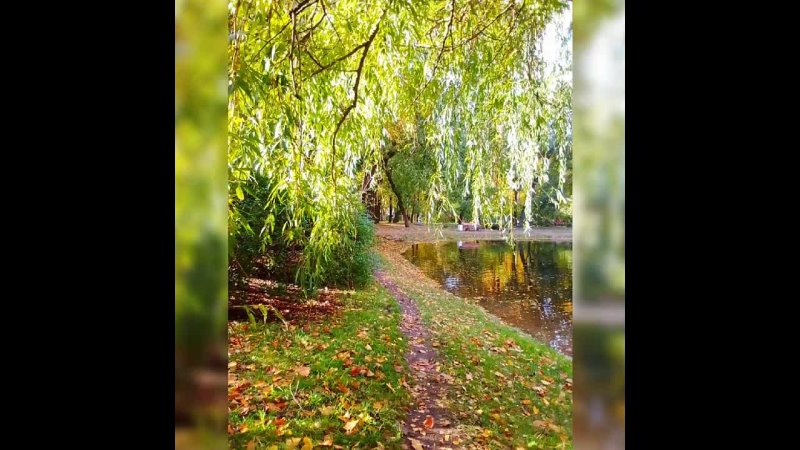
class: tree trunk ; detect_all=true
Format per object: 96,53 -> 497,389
401,210 -> 410,227
381,143 -> 410,227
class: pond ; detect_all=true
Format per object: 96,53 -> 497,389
402,240 -> 573,355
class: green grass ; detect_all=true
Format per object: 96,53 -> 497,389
379,254 -> 573,450
228,284 -> 410,449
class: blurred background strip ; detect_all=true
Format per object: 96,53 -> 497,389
573,0 -> 625,449
175,0 -> 228,448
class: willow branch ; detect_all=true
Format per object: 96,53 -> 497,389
330,7 -> 390,179
414,0 -> 456,102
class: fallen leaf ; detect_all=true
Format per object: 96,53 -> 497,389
365,344 -> 372,351
246,441 -> 256,450
295,366 -> 311,377
423,416 -> 434,429
320,406 -> 335,416
373,401 -> 383,411
343,419 -> 360,434
239,425 -> 249,433
228,362 -> 238,369
301,437 -> 313,450
409,438 -> 424,450
533,420 -> 548,429
386,383 -> 396,393
493,371 -> 506,379
286,437 -> 302,450
522,399 -> 531,405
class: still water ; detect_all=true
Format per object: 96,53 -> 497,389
402,240 -> 573,355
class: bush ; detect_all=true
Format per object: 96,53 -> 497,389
325,212 -> 375,288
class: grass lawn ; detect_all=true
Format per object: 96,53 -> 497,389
228,284 -> 410,449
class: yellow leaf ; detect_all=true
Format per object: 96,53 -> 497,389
320,406 -> 335,416
343,419 -> 360,434
286,438 -> 302,450
409,438 -> 424,450
301,436 -> 313,450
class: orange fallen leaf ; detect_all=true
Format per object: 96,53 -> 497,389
301,436 -> 313,450
423,416 -> 434,429
246,441 -> 256,450
522,399 -> 531,405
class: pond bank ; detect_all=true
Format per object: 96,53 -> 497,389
376,230 -> 573,449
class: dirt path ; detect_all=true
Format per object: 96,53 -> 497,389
375,270 -> 466,450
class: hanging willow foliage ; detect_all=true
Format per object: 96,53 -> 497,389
228,0 -> 572,289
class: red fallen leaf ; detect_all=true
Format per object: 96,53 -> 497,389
227,424 -> 234,435
275,417 -> 288,427
350,366 -> 361,376
423,416 -> 434,429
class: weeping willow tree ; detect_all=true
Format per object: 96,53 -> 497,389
229,0 -> 572,289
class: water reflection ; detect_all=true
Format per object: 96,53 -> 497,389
403,240 -> 573,355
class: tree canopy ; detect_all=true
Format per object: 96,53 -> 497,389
228,0 -> 572,289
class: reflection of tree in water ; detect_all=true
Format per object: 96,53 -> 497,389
403,240 -> 573,354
